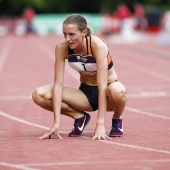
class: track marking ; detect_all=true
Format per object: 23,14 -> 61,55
0,110 -> 67,134
0,162 -> 41,170
126,107 -> 170,120
1,160 -> 170,169
0,110 -> 48,130
20,159 -> 170,167
0,95 -> 32,100
98,139 -> 170,155
0,91 -> 169,100
0,36 -> 13,73
0,110 -> 170,155
1,159 -> 170,169
127,91 -> 169,98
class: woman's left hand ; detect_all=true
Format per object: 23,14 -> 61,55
92,123 -> 111,140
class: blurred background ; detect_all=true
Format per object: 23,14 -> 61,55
0,0 -> 170,45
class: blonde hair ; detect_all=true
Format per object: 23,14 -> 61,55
63,14 -> 92,36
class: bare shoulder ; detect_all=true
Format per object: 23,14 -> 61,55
90,35 -> 108,49
90,35 -> 108,53
55,39 -> 68,59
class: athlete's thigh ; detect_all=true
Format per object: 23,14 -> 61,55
36,84 -> 93,111
62,85 -> 93,111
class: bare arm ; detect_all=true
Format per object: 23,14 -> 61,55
52,42 -> 66,125
91,36 -> 111,140
39,40 -> 67,139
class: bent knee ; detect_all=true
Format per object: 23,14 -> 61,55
107,82 -> 127,100
32,88 -> 50,104
32,88 -> 40,104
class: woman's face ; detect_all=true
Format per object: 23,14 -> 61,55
63,23 -> 86,49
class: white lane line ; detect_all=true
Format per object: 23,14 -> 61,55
128,91 -> 169,98
0,162 -> 41,170
0,36 -> 13,73
0,110 -> 67,134
1,159 -> 170,169
0,95 -> 32,100
126,107 -> 170,120
0,110 -> 170,155
20,159 -> 170,167
98,139 -> 170,155
0,92 -> 169,100
0,110 -> 49,130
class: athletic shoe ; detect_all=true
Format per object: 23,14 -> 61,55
69,112 -> 91,137
109,119 -> 123,137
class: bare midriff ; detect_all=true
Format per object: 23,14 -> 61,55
80,67 -> 118,86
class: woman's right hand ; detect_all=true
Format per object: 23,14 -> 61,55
39,124 -> 63,140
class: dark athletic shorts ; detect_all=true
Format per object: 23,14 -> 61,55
79,83 -> 98,111
79,80 -> 117,111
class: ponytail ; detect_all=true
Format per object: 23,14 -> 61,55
86,26 -> 92,36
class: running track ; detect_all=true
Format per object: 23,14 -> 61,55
0,32 -> 170,170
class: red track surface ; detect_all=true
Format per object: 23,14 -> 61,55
0,33 -> 170,170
